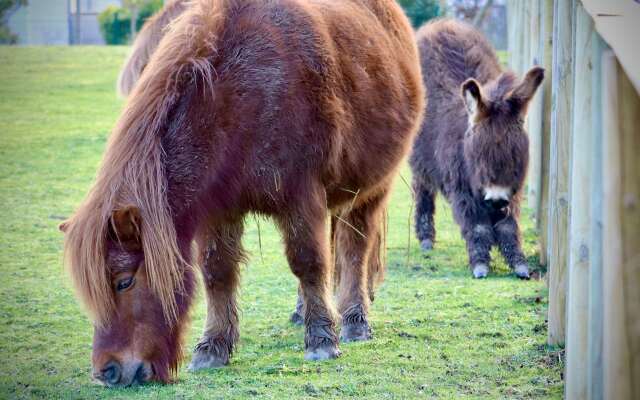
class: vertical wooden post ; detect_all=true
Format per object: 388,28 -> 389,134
547,0 -> 575,347
507,0 -> 518,70
527,0 -> 542,215
537,0 -> 554,266
601,50 -> 640,400
587,33 -> 605,400
565,3 -> 594,399
513,0 -> 526,74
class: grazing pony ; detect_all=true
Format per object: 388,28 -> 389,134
410,19 -> 544,279
117,0 -> 391,334
61,0 -> 424,386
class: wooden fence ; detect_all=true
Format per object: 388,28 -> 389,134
507,1 -> 640,399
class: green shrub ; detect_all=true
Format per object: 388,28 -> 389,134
0,0 -> 28,44
398,0 -> 441,28
98,0 -> 163,45
98,5 -> 131,45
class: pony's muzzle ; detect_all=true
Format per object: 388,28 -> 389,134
94,359 -> 151,387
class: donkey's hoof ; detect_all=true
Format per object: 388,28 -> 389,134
514,264 -> 531,280
304,344 -> 341,361
472,264 -> 489,279
420,239 -> 434,251
188,338 -> 230,372
340,322 -> 372,342
290,311 -> 304,326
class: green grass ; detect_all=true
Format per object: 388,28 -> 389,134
0,47 -> 563,399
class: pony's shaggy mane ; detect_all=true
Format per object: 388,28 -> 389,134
117,0 -> 189,98
63,0 -> 229,326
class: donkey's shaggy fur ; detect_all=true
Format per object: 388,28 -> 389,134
63,0 -> 424,384
410,19 -> 544,279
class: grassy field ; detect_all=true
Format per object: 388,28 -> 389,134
0,47 -> 563,399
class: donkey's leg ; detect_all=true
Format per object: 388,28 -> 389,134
189,221 -> 244,371
494,216 -> 530,279
413,177 -> 437,251
453,196 -> 495,279
277,192 -> 340,360
336,190 -> 387,342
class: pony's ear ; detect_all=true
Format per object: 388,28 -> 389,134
461,79 -> 486,122
509,66 -> 545,114
59,221 -> 69,233
109,206 -> 142,247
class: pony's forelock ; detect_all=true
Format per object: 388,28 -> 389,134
64,0 -> 229,326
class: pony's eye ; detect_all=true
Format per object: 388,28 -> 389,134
116,277 -> 135,292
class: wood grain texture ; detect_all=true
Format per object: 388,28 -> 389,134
565,4 -> 595,399
602,49 -> 640,400
547,0 -> 575,347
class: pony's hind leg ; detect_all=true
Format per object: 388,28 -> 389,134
494,215 -> 530,279
189,220 -> 244,371
335,189 -> 388,342
290,285 -> 305,326
413,177 -> 437,251
277,187 -> 340,360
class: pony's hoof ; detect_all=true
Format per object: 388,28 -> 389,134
188,338 -> 230,372
188,352 -> 227,372
472,264 -> 489,279
290,311 -> 304,326
340,322 -> 372,342
420,239 -> 434,251
304,344 -> 341,361
514,264 -> 530,280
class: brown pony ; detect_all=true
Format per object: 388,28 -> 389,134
410,19 -> 544,279
62,0 -> 424,386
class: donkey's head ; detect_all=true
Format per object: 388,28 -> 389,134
461,67 -> 544,211
62,202 -> 196,387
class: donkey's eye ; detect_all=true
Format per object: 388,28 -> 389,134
116,277 -> 135,292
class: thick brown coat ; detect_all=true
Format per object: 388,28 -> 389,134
63,0 -> 424,385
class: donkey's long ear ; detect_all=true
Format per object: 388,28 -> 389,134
109,206 -> 142,248
509,66 -> 545,114
461,79 -> 487,122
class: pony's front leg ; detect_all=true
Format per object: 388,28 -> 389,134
277,189 -> 340,360
189,221 -> 244,371
494,215 -> 530,279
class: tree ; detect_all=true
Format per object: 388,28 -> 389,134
449,0 -> 496,26
123,0 -> 145,39
99,0 -> 162,45
0,0 -> 27,44
398,0 -> 441,28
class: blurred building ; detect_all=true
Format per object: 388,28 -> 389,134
5,0 -> 123,45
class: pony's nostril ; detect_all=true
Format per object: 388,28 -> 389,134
101,361 -> 121,385
133,362 -> 149,384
